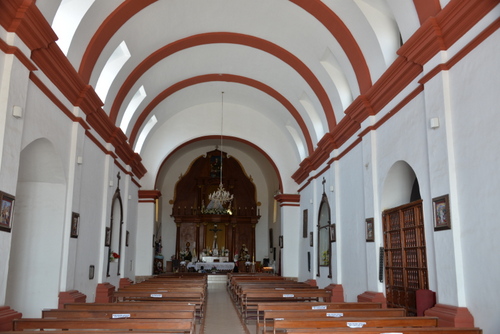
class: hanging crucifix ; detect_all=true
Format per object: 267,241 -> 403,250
209,224 -> 222,255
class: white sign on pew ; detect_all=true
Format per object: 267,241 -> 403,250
327,312 -> 343,317
347,322 -> 366,328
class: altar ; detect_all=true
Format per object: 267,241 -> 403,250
201,256 -> 229,263
187,262 -> 235,272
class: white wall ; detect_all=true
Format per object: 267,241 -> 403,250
447,30 -> 500,332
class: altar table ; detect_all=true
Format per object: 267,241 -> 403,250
201,256 -> 229,263
187,262 -> 235,271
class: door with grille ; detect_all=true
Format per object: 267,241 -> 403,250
383,200 -> 428,315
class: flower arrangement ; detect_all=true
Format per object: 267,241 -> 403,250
110,251 -> 120,262
179,250 -> 187,259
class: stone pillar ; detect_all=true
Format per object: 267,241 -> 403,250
275,194 -> 300,278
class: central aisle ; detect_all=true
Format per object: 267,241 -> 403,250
201,278 -> 249,334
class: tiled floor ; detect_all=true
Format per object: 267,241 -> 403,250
201,282 -> 250,334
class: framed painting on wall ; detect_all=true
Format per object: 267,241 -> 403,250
71,212 -> 80,238
105,227 -> 111,246
433,194 -> 451,231
366,218 -> 374,242
0,192 -> 15,232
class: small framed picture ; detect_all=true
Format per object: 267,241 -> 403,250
309,231 -> 313,247
366,218 -> 374,242
279,235 -> 283,248
0,192 -> 15,233
302,209 -> 308,238
330,224 -> 336,242
89,265 -> 95,280
433,194 -> 451,231
105,227 -> 111,246
71,212 -> 80,238
126,230 -> 130,246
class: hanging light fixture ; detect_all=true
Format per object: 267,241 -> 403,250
207,92 -> 233,214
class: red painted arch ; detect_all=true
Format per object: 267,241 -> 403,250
154,135 -> 284,194
128,74 -> 314,156
78,0 -> 157,82
289,0 -> 372,94
109,32 -> 336,131
78,0 -> 370,97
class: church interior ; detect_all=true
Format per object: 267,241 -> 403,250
0,0 -> 499,333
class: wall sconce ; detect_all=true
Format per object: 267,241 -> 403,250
89,265 -> 95,279
430,117 -> 440,129
12,105 -> 23,118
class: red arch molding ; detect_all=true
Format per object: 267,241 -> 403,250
108,32 -> 337,131
154,135 -> 284,195
128,74 -> 314,156
78,0 -> 371,101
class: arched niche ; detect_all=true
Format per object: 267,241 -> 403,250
317,189 -> 332,278
382,160 -> 420,209
106,173 -> 124,277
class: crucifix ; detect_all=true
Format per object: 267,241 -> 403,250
209,224 -> 222,252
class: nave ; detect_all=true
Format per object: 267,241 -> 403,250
201,278 -> 248,334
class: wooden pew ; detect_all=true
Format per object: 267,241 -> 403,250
282,328 -> 483,334
63,301 -> 196,312
271,316 -> 439,334
13,318 -> 195,333
255,302 -> 382,334
234,283 -> 317,303
241,289 -> 332,322
259,308 -> 406,334
42,308 -> 195,320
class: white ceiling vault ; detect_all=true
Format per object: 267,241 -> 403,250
37,0 -> 445,193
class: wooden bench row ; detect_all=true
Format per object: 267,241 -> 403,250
225,274 -> 483,334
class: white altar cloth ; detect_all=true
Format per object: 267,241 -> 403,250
188,262 -> 235,271
201,256 -> 229,263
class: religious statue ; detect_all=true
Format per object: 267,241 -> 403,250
239,243 -> 249,260
182,241 -> 193,262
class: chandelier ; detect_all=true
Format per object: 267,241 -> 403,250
207,92 -> 233,214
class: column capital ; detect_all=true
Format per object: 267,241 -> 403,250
138,190 -> 162,200
274,194 -> 300,206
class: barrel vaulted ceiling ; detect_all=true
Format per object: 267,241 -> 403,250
32,0 -> 449,192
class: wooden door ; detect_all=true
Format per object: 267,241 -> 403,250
382,200 -> 428,316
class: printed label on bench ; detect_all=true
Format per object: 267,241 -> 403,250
275,288 -> 285,290
283,294 -> 294,297
312,305 -> 327,310
327,312 -> 343,317
347,322 -> 366,328
275,318 -> 284,321
112,314 -> 131,318
150,293 -> 163,297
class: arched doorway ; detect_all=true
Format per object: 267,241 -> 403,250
6,139 -> 66,317
381,161 -> 428,316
